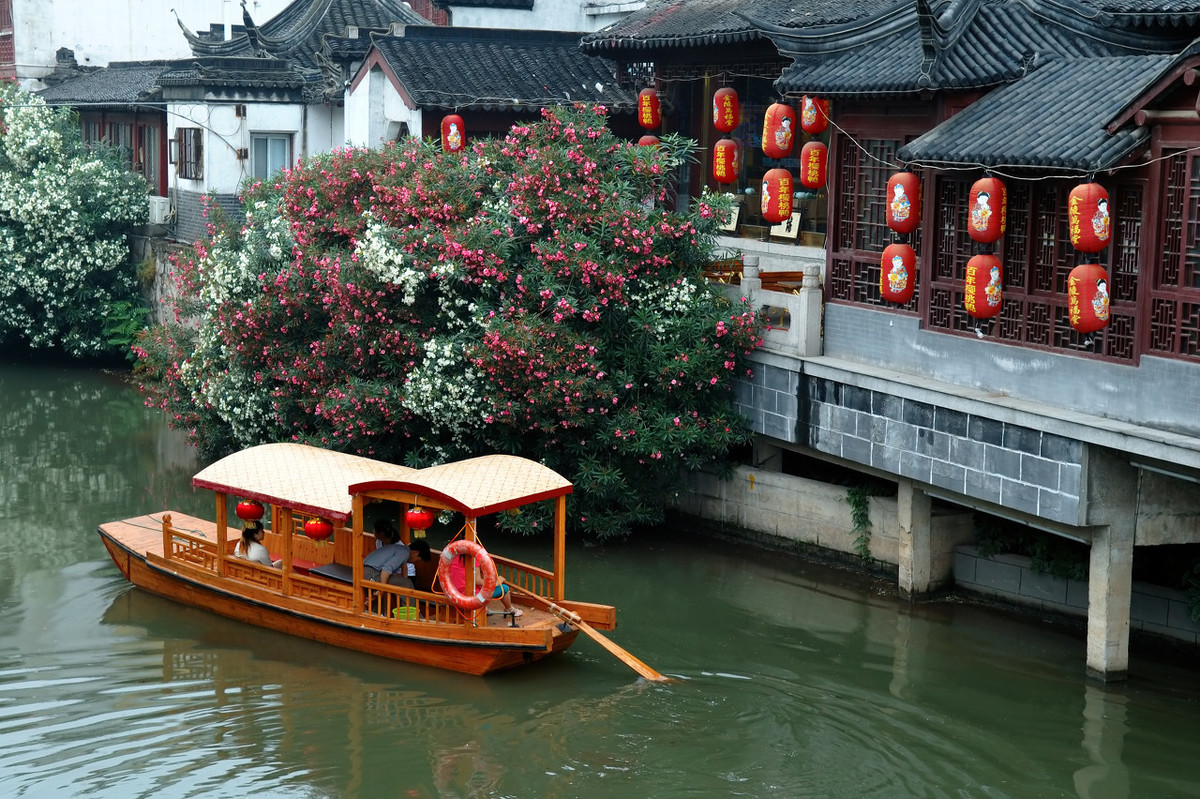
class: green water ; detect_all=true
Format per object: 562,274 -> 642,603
0,362 -> 1197,798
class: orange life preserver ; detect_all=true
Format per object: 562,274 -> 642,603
436,539 -> 498,611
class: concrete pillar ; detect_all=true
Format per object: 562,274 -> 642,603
1086,522 -> 1133,682
1083,449 -> 1138,682
797,264 -> 823,357
897,479 -> 934,599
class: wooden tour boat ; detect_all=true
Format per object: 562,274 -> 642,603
98,443 -> 664,679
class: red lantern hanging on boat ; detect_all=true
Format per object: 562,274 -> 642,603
1068,182 -> 1111,253
799,141 -> 827,189
440,114 -> 465,153
405,506 -> 436,531
800,95 -> 830,134
303,517 -> 334,541
713,87 -> 739,133
760,168 -> 793,223
235,500 -> 265,521
967,177 -> 1006,243
712,138 -> 739,184
886,171 -> 921,235
637,134 -> 660,147
964,253 -> 1004,319
1067,261 -> 1111,334
880,243 -> 916,304
637,88 -> 661,129
761,102 -> 796,159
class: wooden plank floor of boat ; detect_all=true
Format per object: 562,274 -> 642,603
99,511 -> 218,557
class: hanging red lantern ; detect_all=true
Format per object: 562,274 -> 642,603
761,102 -> 796,159
712,138 -> 739,184
799,141 -> 827,189
967,177 -> 1006,243
964,254 -> 1004,319
1068,182 -> 1111,253
303,517 -> 334,541
886,171 -> 921,234
440,114 -> 465,153
637,88 -> 660,129
760,168 -> 793,223
637,134 -> 660,147
713,87 -> 739,133
800,96 -> 830,134
880,243 -> 916,304
235,500 -> 265,521
1067,261 -> 1111,334
405,506 -> 436,531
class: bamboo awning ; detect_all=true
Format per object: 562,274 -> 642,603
193,444 -> 572,520
349,454 -> 572,516
192,442 -> 417,521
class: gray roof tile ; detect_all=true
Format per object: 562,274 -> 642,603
38,62 -> 170,105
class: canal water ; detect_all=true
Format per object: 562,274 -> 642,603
1,362 -> 1198,798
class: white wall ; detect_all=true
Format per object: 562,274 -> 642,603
344,66 -> 421,149
445,0 -> 644,32
14,0 -> 291,87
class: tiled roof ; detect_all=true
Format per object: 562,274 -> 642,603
157,57 -> 308,91
897,54 -> 1174,171
371,27 -> 636,112
38,62 -> 170,105
181,0 -> 428,68
1089,1 -> 1200,27
580,0 -> 888,53
434,0 -> 535,8
768,0 -> 1198,97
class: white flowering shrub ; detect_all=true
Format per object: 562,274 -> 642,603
0,83 -> 149,358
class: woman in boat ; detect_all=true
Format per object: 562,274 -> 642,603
448,553 -> 522,617
235,521 -> 280,568
408,538 -> 438,592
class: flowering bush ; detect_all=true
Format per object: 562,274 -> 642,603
0,83 -> 149,358
138,105 -> 760,538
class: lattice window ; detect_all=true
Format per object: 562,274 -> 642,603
1147,149 -> 1200,359
171,127 -> 203,180
925,175 -> 1140,361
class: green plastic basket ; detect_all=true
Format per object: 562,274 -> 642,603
392,606 -> 419,620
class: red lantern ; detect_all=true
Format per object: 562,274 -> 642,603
799,141 -> 827,189
637,88 -> 660,129
1067,261 -> 1111,334
303,518 -> 334,541
760,168 -> 793,223
880,243 -> 916,304
964,254 -> 1004,319
637,134 -> 660,147
712,138 -> 739,184
713,87 -> 739,133
405,506 -> 436,531
235,500 -> 264,521
1068,183 -> 1111,253
886,171 -> 921,234
967,177 -> 1006,243
761,102 -> 796,159
440,114 -> 465,153
800,95 -> 830,134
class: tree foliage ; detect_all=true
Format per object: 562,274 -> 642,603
0,82 -> 148,358
137,105 -> 760,538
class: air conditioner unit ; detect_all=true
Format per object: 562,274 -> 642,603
147,195 -> 171,225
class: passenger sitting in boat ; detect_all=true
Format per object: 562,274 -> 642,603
235,521 -> 280,568
364,539 -> 415,587
408,539 -> 438,592
449,554 -> 523,617
373,519 -> 398,550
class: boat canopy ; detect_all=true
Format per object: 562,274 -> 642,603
193,443 -> 572,521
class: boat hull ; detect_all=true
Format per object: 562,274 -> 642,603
98,521 -> 579,676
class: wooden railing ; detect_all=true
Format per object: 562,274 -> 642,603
493,555 -> 555,599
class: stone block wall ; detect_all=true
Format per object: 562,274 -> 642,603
953,545 -> 1200,644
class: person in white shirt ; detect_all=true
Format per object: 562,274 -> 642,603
235,520 -> 280,568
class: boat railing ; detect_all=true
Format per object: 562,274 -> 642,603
289,572 -> 355,609
164,524 -> 221,571
224,556 -> 285,590
362,581 -> 463,624
492,556 -> 556,600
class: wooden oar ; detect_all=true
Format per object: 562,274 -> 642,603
510,585 -> 670,682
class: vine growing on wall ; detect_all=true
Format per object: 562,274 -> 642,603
846,485 -> 873,562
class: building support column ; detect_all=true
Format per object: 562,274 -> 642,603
897,479 -> 933,599
1086,522 -> 1133,682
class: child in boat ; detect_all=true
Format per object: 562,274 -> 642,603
235,521 -> 280,567
448,554 -> 522,617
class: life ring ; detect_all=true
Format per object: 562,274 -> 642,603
437,539 -> 498,611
